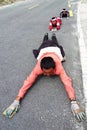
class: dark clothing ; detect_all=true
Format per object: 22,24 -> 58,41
33,34 -> 65,59
52,24 -> 57,28
60,11 -> 69,18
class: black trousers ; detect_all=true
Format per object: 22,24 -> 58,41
33,34 -> 65,58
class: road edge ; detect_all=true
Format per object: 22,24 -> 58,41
77,1 -> 87,118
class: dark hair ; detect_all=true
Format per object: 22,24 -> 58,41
51,17 -> 57,21
63,8 -> 66,10
52,17 -> 56,20
40,57 -> 55,69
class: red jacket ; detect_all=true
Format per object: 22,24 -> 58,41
49,17 -> 62,31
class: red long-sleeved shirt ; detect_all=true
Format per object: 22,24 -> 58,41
17,52 -> 75,100
49,17 -> 62,31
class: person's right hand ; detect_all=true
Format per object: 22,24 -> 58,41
3,100 -> 20,118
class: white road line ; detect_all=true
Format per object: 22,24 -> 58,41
77,2 -> 87,117
28,4 -> 39,10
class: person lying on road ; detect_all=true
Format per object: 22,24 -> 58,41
3,33 -> 86,122
49,16 -> 62,31
60,8 -> 70,18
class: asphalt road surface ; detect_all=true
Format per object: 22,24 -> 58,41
0,0 -> 87,129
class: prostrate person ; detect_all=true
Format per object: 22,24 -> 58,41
60,8 -> 69,18
49,16 -> 62,31
3,33 -> 86,122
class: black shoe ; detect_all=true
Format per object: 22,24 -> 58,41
43,33 -> 48,41
52,32 -> 56,37
44,32 -> 48,37
51,33 -> 56,40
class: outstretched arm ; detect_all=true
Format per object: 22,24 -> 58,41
59,65 -> 86,122
3,63 -> 42,118
59,66 -> 75,101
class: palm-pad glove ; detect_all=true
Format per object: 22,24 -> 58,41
3,100 -> 20,118
71,101 -> 86,122
51,28 -> 57,32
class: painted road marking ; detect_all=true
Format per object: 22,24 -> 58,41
69,9 -> 73,16
28,4 -> 39,10
68,0 -> 73,17
78,2 -> 87,117
68,0 -> 71,8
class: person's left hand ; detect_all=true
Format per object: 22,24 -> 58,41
71,100 -> 86,122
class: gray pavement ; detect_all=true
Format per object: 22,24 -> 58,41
78,0 -> 87,117
80,0 -> 87,51
0,0 -> 87,130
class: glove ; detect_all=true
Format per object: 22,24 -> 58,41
71,100 -> 86,122
51,28 -> 57,32
3,100 -> 20,118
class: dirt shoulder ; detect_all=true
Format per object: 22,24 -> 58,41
0,0 -> 24,6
